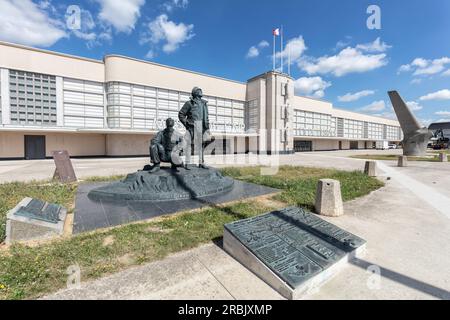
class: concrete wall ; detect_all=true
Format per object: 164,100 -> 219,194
0,132 -> 24,158
341,141 -> 350,150
312,139 -> 339,151
0,132 -> 106,158
0,41 -> 104,82
46,133 -> 105,157
106,134 -> 152,156
292,96 -> 333,114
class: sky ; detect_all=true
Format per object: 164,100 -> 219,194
0,0 -> 449,125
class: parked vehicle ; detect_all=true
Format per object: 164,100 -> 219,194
388,144 -> 397,149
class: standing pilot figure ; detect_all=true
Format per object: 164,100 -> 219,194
178,87 -> 211,169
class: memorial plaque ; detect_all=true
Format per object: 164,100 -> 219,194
52,150 -> 77,183
15,198 -> 62,224
224,206 -> 366,299
6,197 -> 67,244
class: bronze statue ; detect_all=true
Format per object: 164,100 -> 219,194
148,118 -> 183,172
178,87 -> 212,169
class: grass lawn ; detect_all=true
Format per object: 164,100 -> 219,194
349,154 -> 450,162
0,166 -> 383,300
430,149 -> 450,154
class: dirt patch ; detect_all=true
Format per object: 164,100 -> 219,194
102,235 -> 115,246
117,253 -> 135,266
145,226 -> 173,234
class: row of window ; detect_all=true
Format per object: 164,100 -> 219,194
294,110 -> 401,140
9,69 -> 57,126
63,78 -> 105,128
105,82 -> 246,132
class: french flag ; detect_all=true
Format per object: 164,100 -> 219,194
273,28 -> 280,36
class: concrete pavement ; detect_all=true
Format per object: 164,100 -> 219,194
40,150 -> 450,300
0,149 -> 402,183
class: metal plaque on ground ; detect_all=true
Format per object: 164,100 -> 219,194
15,198 -> 62,223
52,150 -> 77,183
6,197 -> 67,244
224,206 -> 366,299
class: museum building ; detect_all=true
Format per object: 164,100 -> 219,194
0,41 -> 402,159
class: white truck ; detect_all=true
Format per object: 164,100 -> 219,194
376,141 -> 389,150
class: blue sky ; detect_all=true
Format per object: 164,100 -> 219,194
1,0 -> 449,124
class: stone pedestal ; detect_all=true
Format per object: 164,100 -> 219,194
439,153 -> 448,162
364,161 -> 377,177
398,156 -> 408,167
88,166 -> 234,201
315,179 -> 344,217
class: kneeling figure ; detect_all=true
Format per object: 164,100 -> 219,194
149,118 -> 183,172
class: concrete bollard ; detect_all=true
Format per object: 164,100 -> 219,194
439,152 -> 448,162
315,179 -> 344,217
364,161 -> 377,176
398,155 -> 408,167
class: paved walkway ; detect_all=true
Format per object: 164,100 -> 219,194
41,151 -> 450,300
0,149 -> 402,183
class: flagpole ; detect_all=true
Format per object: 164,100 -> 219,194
288,43 -> 291,76
280,25 -> 284,73
273,33 -> 276,71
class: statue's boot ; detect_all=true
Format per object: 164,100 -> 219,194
198,163 -> 208,169
149,164 -> 161,173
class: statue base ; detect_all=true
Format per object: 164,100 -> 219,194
88,166 -> 234,202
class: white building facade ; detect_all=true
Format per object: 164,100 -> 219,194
0,41 -> 402,159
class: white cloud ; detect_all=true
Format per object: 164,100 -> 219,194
334,36 -> 352,50
359,100 -> 386,113
419,89 -> 450,101
246,46 -> 259,58
141,14 -> 194,53
356,37 -> 391,52
411,78 -> 422,85
246,40 -> 270,59
435,118 -> 450,123
258,40 -> 269,48
435,111 -> 450,117
338,90 -> 375,102
96,0 -> 145,33
442,69 -> 450,77
0,0 -> 66,47
299,46 -> 388,77
275,36 -> 307,64
145,49 -> 155,59
406,101 -> 423,111
294,76 -> 331,98
398,57 -> 450,77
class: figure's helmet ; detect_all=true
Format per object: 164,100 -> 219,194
191,87 -> 203,98
166,118 -> 175,128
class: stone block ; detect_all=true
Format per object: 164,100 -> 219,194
439,153 -> 448,162
364,161 -> 377,176
398,155 -> 408,167
6,198 -> 67,244
315,179 -> 344,217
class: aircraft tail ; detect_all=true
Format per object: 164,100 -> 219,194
388,91 -> 422,136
